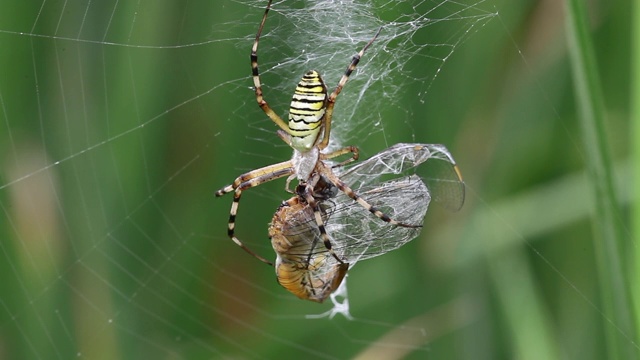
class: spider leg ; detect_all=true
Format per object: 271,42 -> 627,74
215,160 -> 293,196
251,0 -> 290,137
284,174 -> 297,194
317,161 -> 421,228
301,179 -> 346,265
318,28 -> 382,150
321,146 -> 359,168
276,129 -> 292,145
216,161 -> 295,266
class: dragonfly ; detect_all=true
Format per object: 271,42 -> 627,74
268,143 -> 465,302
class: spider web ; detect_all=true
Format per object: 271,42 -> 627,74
2,0 -> 635,359
0,1 -> 495,357
235,0 -> 496,152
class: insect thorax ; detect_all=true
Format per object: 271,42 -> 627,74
288,70 -> 327,151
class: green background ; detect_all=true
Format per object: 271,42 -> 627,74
0,0 -> 635,359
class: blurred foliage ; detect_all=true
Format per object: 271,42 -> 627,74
0,0 -> 635,359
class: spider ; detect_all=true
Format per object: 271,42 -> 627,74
215,0 -> 419,267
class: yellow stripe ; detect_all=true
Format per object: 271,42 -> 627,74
287,70 -> 327,150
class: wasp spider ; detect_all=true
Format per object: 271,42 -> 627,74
215,0 -> 419,267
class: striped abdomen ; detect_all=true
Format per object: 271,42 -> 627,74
288,70 -> 327,151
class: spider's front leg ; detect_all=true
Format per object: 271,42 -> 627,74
215,161 -> 295,266
321,146 -> 359,168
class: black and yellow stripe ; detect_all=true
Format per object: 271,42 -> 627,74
288,70 -> 327,149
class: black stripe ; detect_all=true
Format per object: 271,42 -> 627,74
294,90 -> 324,96
297,82 -> 323,88
289,117 -> 321,125
291,96 -> 324,103
290,106 -> 322,112
289,113 -> 321,119
289,111 -> 321,117
251,53 -> 259,75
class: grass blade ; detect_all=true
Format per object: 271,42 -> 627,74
632,0 -> 640,349
564,0 -> 638,358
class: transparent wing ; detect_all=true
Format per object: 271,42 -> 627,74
274,143 -> 465,266
328,175 -> 430,263
333,143 -> 465,211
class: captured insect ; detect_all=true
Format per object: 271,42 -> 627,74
269,177 -> 348,303
216,0 -> 418,268
269,143 -> 464,302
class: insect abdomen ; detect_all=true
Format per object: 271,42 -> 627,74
268,196 -> 349,303
275,258 -> 348,303
288,70 -> 327,151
